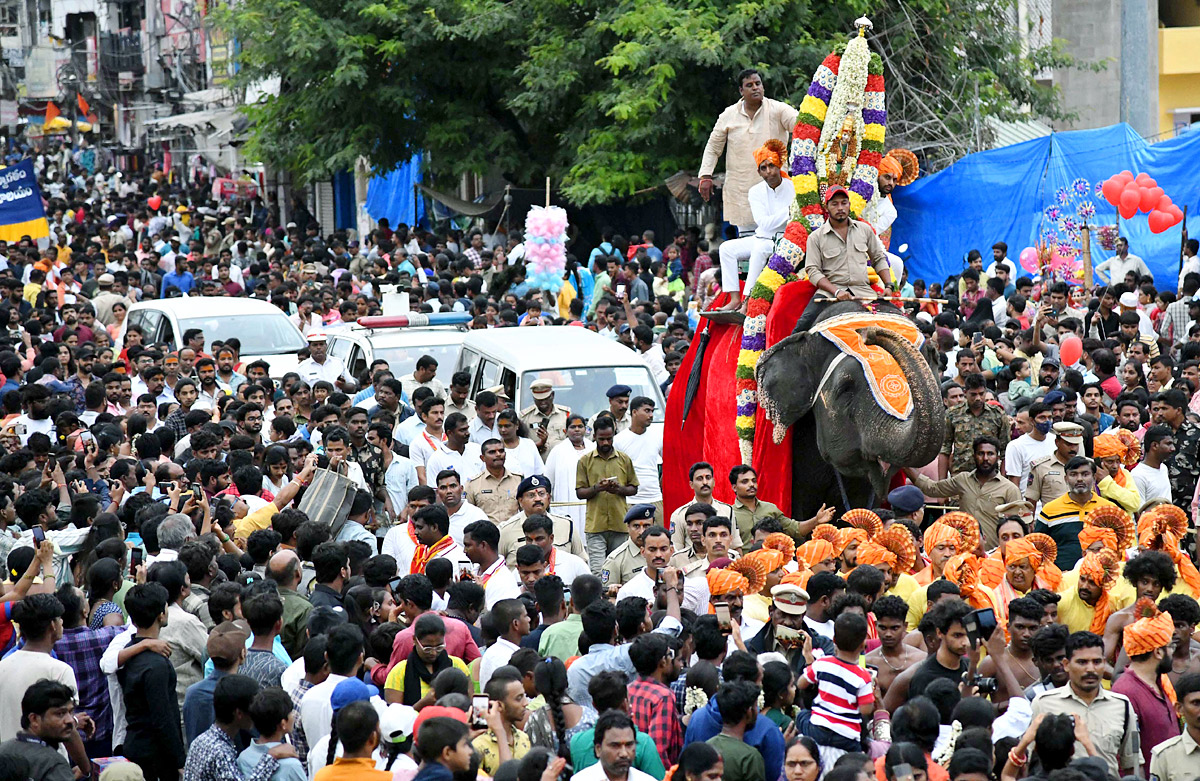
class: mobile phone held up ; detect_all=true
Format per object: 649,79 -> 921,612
32,526 -> 45,544
130,547 -> 143,576
714,602 -> 732,634
471,695 -> 489,730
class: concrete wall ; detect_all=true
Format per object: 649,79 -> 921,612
1158,24 -> 1200,134
1051,0 -> 1158,133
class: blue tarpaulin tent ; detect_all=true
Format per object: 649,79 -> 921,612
892,123 -> 1200,291
365,154 -> 426,227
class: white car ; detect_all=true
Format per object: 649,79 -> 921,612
324,313 -> 471,386
455,326 -> 666,433
119,297 -> 307,378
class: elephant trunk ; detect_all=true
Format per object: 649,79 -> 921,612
855,325 -> 945,468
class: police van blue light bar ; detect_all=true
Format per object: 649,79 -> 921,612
356,313 -> 473,328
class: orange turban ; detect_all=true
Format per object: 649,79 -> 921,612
729,556 -> 768,594
780,571 -> 807,587
811,524 -> 842,550
843,509 -> 883,539
763,532 -> 796,562
1092,434 -> 1127,461
707,567 -> 749,598
1123,597 -> 1176,657
797,539 -> 835,570
1079,551 -> 1119,634
1078,526 -> 1118,553
839,528 -> 869,555
1004,538 -> 1042,569
856,540 -> 897,570
943,554 -> 991,610
878,155 -> 903,178
751,548 -> 787,573
923,523 -> 960,555
753,139 -> 786,169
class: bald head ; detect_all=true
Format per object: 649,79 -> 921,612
267,549 -> 301,589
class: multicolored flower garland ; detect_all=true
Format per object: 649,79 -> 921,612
734,30 -> 887,464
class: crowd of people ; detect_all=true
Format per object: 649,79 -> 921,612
4,125 -> 1200,781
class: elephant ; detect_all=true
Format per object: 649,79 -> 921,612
755,300 -> 945,521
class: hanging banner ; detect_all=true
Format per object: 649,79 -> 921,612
0,160 -> 48,242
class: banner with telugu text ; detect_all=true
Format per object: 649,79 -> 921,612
0,160 -> 48,243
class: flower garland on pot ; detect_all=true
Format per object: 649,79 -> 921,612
734,20 -> 886,464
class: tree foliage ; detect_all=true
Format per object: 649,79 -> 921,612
215,0 -> 1083,203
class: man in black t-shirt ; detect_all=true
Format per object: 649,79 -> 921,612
907,599 -> 972,699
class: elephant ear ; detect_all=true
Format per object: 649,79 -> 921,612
756,331 -> 822,443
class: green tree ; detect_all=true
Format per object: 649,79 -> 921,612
215,0 -> 1081,204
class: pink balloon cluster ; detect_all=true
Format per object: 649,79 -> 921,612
524,205 -> 570,292
1099,170 -> 1184,233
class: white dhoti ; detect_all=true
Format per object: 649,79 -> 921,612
718,235 -> 775,294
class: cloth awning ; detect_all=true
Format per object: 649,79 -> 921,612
417,183 -> 504,216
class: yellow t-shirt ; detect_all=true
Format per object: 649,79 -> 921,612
384,657 -> 472,701
233,502 -> 278,540
887,572 -> 920,603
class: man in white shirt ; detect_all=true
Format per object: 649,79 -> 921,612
297,333 -> 348,388
477,597 -> 530,689
1180,238 -> 1200,293
298,624 -> 363,747
399,355 -> 447,401
1095,237 -> 1152,285
409,397 -> 447,485
519,514 -> 591,585
468,391 -> 503,445
1131,425 -> 1174,503
381,485 -> 436,572
616,525 -> 708,613
10,385 -> 55,446
1117,291 -> 1157,338
463,519 -> 520,610
713,139 -> 795,311
1005,400 -> 1056,491
433,469 -> 488,543
613,397 -> 664,520
985,242 -> 1017,279
425,413 -> 484,484
367,423 -> 419,522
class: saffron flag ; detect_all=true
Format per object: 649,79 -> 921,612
0,160 -> 49,242
45,102 -> 59,124
76,94 -> 89,115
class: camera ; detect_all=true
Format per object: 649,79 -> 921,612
970,676 -> 998,695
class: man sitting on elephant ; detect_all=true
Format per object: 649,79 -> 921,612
794,186 -> 895,333
729,464 -> 833,554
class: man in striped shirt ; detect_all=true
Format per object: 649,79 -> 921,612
796,612 -> 874,755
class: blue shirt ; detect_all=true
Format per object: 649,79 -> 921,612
183,669 -> 228,746
238,741 -> 306,781
683,697 -> 785,781
162,271 -> 195,297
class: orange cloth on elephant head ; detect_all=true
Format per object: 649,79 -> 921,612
809,313 -> 923,420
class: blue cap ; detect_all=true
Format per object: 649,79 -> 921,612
517,474 -> 550,497
623,504 -> 657,524
426,281 -> 440,294
331,678 -> 379,713
1042,389 -> 1066,406
887,485 -> 925,515
606,384 -> 632,398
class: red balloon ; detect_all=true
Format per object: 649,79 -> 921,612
1116,170 -> 1135,183
1139,186 -> 1163,213
1060,335 -> 1083,367
147,195 -> 162,211
1157,194 -> 1174,211
1119,185 -> 1141,219
1135,172 -> 1156,187
1149,210 -> 1171,233
1169,204 -> 1185,223
1101,178 -> 1125,206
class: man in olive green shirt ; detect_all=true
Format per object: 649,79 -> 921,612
539,573 -> 603,662
576,417 -> 638,574
729,465 -> 826,552
266,549 -> 313,659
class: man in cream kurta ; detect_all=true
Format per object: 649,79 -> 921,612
698,69 -> 798,231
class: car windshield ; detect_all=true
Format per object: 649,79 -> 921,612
520,367 -> 665,422
179,314 -> 307,355
372,343 -> 463,378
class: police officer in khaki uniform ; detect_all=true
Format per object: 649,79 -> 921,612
670,502 -> 718,575
464,439 -> 523,523
498,475 -> 585,565
587,385 -> 631,436
601,503 -> 657,594
519,379 -> 571,459
1025,422 -> 1083,511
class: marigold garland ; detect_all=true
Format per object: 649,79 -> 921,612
735,29 -> 886,464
